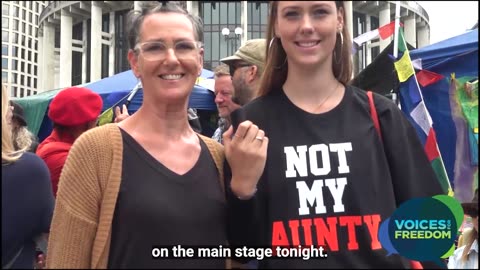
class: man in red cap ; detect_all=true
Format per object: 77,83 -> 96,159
36,87 -> 103,197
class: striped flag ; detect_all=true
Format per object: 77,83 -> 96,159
395,27 -> 453,196
353,21 -> 401,47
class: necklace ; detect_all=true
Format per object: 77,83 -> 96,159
314,81 -> 340,112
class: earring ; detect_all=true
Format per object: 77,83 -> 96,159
268,37 -> 277,50
338,30 -> 344,47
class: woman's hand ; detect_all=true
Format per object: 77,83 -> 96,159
35,253 -> 46,269
223,121 -> 268,199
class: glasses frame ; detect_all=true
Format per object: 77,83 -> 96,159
134,40 -> 203,61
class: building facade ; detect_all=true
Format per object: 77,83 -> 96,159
2,1 -> 48,97
3,1 -> 431,97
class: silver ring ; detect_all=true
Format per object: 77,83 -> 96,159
255,136 -> 263,141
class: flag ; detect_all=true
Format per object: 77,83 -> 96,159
353,21 -> 403,47
97,106 -> 114,126
97,90 -> 132,126
378,21 -> 396,40
416,70 -> 444,88
394,27 -> 453,196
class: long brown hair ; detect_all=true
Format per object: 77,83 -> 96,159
258,1 -> 352,97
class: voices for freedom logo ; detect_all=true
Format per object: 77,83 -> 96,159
378,195 -> 464,266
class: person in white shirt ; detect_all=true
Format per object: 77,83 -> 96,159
448,189 -> 478,269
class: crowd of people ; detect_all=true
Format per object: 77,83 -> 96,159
2,1 -> 477,269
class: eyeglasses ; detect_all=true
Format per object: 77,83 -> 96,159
134,40 -> 202,61
229,63 -> 252,77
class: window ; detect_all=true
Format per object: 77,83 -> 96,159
12,72 -> 17,83
22,9 -> 26,20
26,76 -> 31,87
20,88 -> 24,97
27,63 -> 31,73
2,44 -> 8,56
2,72 -> 7,82
20,61 -> 24,72
2,17 -> 8,29
34,65 -> 37,75
12,60 -> 17,70
2,3 -> 9,15
34,78 -> 37,88
13,6 -> 19,17
27,89 -> 30,96
101,44 -> 109,78
102,13 -> 109,32
247,2 -> 268,40
20,74 -> 24,85
2,31 -> 8,42
12,33 -> 18,43
200,1 -> 243,70
13,19 -> 19,31
2,58 -> 8,69
12,46 -> 17,57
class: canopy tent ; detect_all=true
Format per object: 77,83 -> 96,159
408,29 -> 478,202
14,68 -> 216,141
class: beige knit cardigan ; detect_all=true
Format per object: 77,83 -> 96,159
46,124 -> 226,269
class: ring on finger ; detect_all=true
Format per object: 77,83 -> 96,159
255,136 -> 263,141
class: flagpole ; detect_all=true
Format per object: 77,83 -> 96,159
392,1 -> 401,106
393,1 -> 401,59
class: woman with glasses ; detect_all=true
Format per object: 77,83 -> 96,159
46,3 -> 256,269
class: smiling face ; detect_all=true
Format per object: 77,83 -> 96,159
128,12 -> 203,104
214,75 -> 240,118
275,1 -> 343,68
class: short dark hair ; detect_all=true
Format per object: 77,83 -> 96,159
127,2 -> 203,50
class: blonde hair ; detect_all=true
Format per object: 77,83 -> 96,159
214,64 -> 230,78
2,84 -> 25,163
461,227 -> 478,263
258,1 -> 352,97
12,126 -> 36,151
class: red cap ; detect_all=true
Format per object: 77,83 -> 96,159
48,87 -> 103,126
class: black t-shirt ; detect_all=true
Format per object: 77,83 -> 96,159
108,129 -> 227,269
226,86 -> 445,268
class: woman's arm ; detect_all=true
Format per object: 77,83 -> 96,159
46,132 -> 105,269
223,122 -> 268,254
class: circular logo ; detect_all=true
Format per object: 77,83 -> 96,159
378,195 -> 463,266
